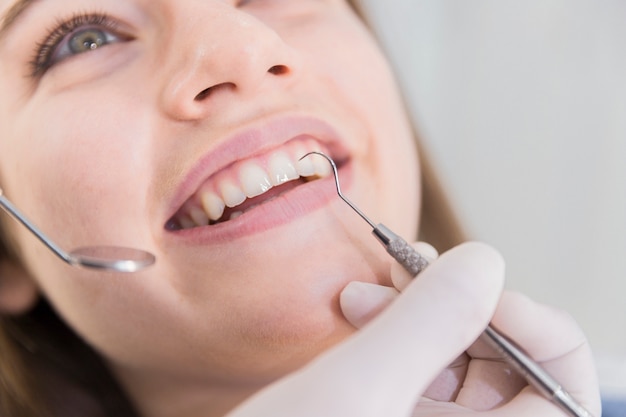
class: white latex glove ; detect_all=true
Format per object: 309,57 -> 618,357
342,242 -> 602,416
227,242 -> 512,417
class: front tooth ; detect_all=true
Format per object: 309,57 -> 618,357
269,152 -> 299,186
295,153 -> 316,177
220,180 -> 246,208
239,162 -> 272,198
313,156 -> 332,177
201,191 -> 225,221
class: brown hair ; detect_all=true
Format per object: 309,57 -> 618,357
0,1 -> 465,416
0,227 -> 137,412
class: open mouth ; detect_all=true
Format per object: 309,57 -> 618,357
166,140 -> 343,231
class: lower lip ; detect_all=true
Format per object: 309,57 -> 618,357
166,161 -> 353,245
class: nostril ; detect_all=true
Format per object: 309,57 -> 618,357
195,88 -> 212,101
192,66 -> 287,102
268,65 -> 289,76
194,82 -> 236,101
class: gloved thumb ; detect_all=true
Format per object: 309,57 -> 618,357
340,242 -> 439,327
329,242 -> 505,413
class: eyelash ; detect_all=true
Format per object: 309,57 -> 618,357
29,12 -> 123,78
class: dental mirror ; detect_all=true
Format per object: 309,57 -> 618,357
0,189 -> 155,273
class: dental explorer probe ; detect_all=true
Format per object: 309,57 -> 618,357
300,152 -> 593,417
0,188 -> 155,272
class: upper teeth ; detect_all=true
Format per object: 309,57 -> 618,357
173,140 -> 332,229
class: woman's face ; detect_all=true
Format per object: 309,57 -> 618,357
0,0 -> 418,393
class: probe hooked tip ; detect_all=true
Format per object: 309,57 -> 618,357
299,151 -> 377,229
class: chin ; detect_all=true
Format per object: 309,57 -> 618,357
253,315 -> 356,379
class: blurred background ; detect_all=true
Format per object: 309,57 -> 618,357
361,0 -> 625,412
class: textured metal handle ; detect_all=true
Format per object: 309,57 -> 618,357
386,237 -> 429,276
372,224 -> 429,276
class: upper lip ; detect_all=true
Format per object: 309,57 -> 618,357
163,114 -> 351,225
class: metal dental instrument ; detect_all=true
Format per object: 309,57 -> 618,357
301,151 -> 593,417
0,188 -> 155,273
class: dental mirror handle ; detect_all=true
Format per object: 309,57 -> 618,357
0,189 -> 155,272
0,191 -> 70,263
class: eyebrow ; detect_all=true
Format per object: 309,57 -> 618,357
0,0 -> 38,40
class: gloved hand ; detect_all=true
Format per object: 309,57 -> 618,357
342,242 -> 602,416
229,242 -> 582,417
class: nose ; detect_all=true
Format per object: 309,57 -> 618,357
159,4 -> 298,121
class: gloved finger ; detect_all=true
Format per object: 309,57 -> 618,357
324,242 -> 505,415
422,353 -> 470,402
340,282 -> 399,328
391,241 -> 439,291
340,242 -> 438,328
452,354 -> 527,410
341,241 -> 464,403
461,292 -> 601,416
390,242 -> 457,403
451,292 -> 529,410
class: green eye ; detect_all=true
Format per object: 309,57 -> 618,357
30,13 -> 130,78
54,26 -> 120,63
69,28 -> 108,54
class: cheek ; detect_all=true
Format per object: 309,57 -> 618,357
7,92 -> 152,239
322,31 -> 420,236
1,88 -> 158,293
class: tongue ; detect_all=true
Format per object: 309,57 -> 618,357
217,178 -> 306,223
